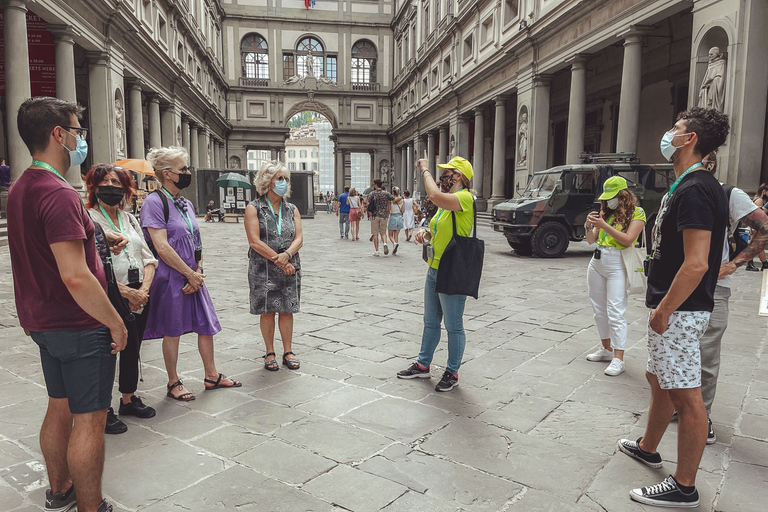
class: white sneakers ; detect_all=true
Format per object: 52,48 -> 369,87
383,243 -> 389,255
372,251 -> 380,257
604,358 -> 625,376
586,347 -> 614,362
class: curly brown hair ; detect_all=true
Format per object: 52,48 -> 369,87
600,189 -> 638,233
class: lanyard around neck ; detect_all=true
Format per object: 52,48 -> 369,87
97,204 -> 131,258
267,198 -> 282,234
32,160 -> 67,182
599,214 -> 615,244
161,187 -> 195,237
431,189 -> 465,235
668,162 -> 703,198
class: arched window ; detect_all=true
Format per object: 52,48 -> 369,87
351,40 -> 377,84
241,33 -> 269,80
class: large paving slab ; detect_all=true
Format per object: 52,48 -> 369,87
0,212 -> 766,511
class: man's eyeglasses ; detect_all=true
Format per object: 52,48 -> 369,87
60,126 -> 88,139
275,176 -> 290,182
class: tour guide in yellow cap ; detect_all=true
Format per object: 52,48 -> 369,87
598,175 -> 628,200
395,150 -> 475,392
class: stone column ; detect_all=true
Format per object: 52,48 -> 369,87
530,76 -> 552,173
87,52 -> 112,164
438,126 -> 448,165
458,117 -> 470,157
198,128 -> 208,168
181,117 -> 189,154
490,97 -> 507,203
407,143 -> 414,195
213,142 -> 220,169
190,124 -> 199,168
344,150 -> 352,189
4,0 -> 32,181
128,85 -> 144,159
370,151 -> 375,184
394,147 -> 402,188
566,57 -> 587,164
148,96 -> 162,149
161,105 -> 175,147
334,147 -> 344,195
473,109 -> 485,198
401,145 -> 408,192
616,30 -> 645,154
427,132 -> 436,176
52,25 -> 82,188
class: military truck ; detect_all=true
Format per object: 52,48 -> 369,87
491,154 -> 675,258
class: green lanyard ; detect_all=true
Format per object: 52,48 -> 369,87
97,204 -> 132,260
668,162 -> 704,198
267,199 -> 282,234
599,215 -> 615,245
32,160 -> 67,182
160,187 -> 195,237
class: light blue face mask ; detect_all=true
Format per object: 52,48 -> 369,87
61,130 -> 88,167
659,130 -> 692,162
273,179 -> 288,196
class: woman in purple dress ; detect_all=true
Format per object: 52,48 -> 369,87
141,146 -> 240,401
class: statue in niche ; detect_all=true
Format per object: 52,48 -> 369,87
305,51 -> 315,78
207,144 -> 212,167
698,47 -> 727,112
518,112 -> 529,166
229,156 -> 241,169
114,95 -> 125,157
176,126 -> 182,146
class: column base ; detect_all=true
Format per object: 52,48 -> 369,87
475,198 -> 488,212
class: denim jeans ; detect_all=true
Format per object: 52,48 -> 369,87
339,212 -> 350,236
417,267 -> 467,374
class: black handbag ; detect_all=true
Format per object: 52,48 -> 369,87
435,201 -> 484,299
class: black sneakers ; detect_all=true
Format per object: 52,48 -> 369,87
618,437 -> 663,468
630,475 -> 699,508
435,371 -> 459,392
746,261 -> 760,271
118,395 -> 157,419
45,485 -> 76,512
105,407 -> 127,435
397,362 -> 431,379
707,417 -> 716,445
97,499 -> 114,512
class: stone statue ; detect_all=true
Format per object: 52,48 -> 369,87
305,51 -> 315,78
114,95 -> 125,157
229,156 -> 241,169
176,126 -> 182,146
207,144 -> 212,167
518,112 -> 529,166
698,47 -> 727,112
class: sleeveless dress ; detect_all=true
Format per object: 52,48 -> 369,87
248,196 -> 302,314
402,198 -> 415,229
140,193 -> 221,339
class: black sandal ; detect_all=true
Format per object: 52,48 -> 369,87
167,379 -> 195,401
204,373 -> 242,390
282,352 -> 300,370
263,352 -> 279,371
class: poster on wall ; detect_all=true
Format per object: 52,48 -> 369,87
227,187 -> 234,197
236,189 -> 244,201
226,195 -> 235,203
236,201 -> 246,209
0,11 -> 56,97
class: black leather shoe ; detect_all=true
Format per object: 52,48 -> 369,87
105,407 -> 127,435
118,395 -> 156,419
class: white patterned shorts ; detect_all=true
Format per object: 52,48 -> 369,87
646,310 -> 710,390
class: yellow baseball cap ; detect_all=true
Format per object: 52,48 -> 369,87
598,176 -> 627,200
436,156 -> 474,181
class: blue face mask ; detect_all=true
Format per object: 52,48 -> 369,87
61,130 -> 88,167
273,179 -> 288,197
659,130 -> 692,162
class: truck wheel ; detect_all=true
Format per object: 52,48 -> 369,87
507,238 -> 533,256
532,222 -> 569,258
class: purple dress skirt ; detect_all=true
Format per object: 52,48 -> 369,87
139,193 -> 221,339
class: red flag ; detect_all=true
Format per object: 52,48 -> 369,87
305,0 -> 310,8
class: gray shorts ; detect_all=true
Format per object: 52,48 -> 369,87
646,311 -> 710,390
31,326 -> 116,414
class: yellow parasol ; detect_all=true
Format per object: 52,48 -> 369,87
112,159 -> 155,176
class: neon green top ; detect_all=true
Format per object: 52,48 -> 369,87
428,189 -> 474,269
598,207 -> 646,249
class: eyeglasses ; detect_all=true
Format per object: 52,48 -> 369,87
275,176 -> 290,182
60,126 -> 88,139
166,166 -> 190,174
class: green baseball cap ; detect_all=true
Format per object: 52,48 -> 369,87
598,176 -> 628,200
436,156 -> 474,181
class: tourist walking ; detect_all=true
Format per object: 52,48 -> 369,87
369,179 -> 394,256
85,164 -> 158,434
618,107 -> 729,508
337,186 -> 350,239
8,97 -> 127,512
584,176 -> 646,377
397,155 -> 475,392
142,146 -> 240,402
387,187 -> 405,255
326,191 -> 334,214
348,187 -> 362,240
244,161 -> 303,371
746,184 -> 768,271
402,190 -> 415,241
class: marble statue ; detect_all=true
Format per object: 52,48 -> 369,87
518,112 -> 528,166
698,47 -> 727,112
305,51 -> 315,78
114,95 -> 125,157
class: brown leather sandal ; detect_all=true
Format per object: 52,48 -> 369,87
167,379 -> 195,401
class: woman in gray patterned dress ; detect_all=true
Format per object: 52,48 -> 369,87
244,161 -> 304,371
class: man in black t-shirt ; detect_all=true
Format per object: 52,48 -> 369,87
617,108 -> 730,508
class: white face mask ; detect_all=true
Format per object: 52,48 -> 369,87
607,197 -> 619,210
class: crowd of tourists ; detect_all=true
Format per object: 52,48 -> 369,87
4,96 -> 763,511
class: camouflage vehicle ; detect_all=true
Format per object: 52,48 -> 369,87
491,154 -> 675,258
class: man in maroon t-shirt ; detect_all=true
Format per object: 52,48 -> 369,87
7,97 -> 127,512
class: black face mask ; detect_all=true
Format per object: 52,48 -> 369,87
96,186 -> 124,206
173,172 -> 192,190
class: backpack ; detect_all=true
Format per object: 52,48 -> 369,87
143,189 -> 170,258
723,184 -> 749,261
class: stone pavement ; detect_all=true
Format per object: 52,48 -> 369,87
0,212 -> 766,512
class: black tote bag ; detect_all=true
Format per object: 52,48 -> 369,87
435,201 -> 485,299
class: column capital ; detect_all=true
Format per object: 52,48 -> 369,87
617,25 -> 654,44
533,74 -> 555,87
493,96 -> 507,106
566,54 -> 589,69
474,107 -> 486,118
47,24 -> 76,43
1,0 -> 28,13
147,95 -> 161,105
84,50 -> 109,66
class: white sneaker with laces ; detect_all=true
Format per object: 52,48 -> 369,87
586,347 -> 614,362
604,358 -> 625,376
372,251 -> 380,257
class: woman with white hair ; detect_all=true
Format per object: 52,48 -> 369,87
141,146 -> 240,401
244,161 -> 304,371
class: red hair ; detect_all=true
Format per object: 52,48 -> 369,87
85,164 -> 137,209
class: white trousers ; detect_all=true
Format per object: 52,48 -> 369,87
587,246 -> 628,351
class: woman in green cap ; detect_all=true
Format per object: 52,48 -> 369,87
584,176 -> 646,376
396,152 -> 475,392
